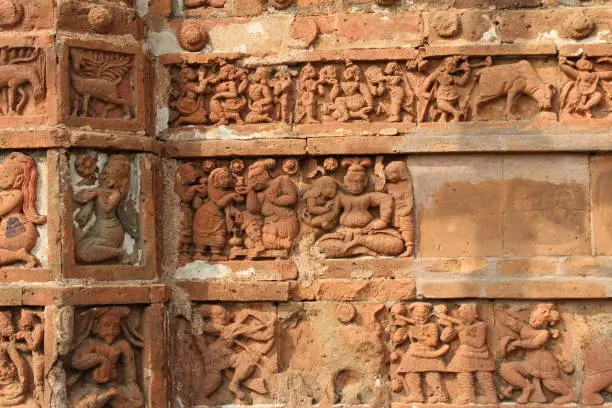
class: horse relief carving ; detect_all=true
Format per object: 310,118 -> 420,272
0,47 -> 45,116
69,48 -> 134,120
66,307 -> 144,408
72,153 -> 139,265
175,158 -> 299,264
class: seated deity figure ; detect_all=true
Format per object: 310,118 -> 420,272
315,158 -> 405,258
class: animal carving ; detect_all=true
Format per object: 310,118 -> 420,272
471,60 -> 554,120
0,47 -> 45,115
70,49 -> 133,119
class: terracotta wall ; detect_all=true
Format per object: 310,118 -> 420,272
1,0 -> 612,407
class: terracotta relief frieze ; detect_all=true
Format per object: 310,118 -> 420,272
172,155 -> 414,266
164,52 -> 581,136
169,301 -> 612,407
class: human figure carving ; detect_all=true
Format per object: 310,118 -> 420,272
246,67 -> 275,124
296,63 -> 323,124
315,158 -> 405,258
209,63 -> 248,125
271,66 -> 296,124
174,163 -> 204,264
301,176 -> 338,231
0,48 -> 45,116
75,155 -> 137,264
240,159 -> 298,259
420,56 -> 471,123
392,302 -> 449,403
471,59 -> 554,121
496,304 -> 575,404
192,167 -> 243,261
194,305 -> 275,403
366,62 -> 415,122
559,56 -> 612,119
0,153 -> 46,268
439,304 -> 497,405
327,63 -> 373,122
0,311 -> 40,408
15,311 -> 43,405
172,66 -> 214,127
68,307 -> 144,408
70,49 -> 133,119
384,161 -> 414,257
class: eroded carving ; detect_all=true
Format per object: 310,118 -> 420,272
67,307 -> 144,408
0,47 -> 45,116
496,303 -> 576,404
174,304 -> 276,405
0,0 -> 23,30
582,336 -> 612,405
73,153 -> 139,265
183,0 -> 225,9
0,309 -> 43,407
0,153 -> 46,268
432,11 -> 461,38
176,158 -> 299,263
69,48 -> 134,120
179,22 -> 209,52
279,303 -> 387,407
303,157 -> 414,258
87,6 -> 114,34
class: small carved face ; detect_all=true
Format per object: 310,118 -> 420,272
201,160 -> 216,174
410,304 -> 431,323
0,168 -> 19,190
230,159 -> 245,174
576,57 -> 593,71
385,162 -> 408,183
282,158 -> 298,175
75,154 -> 98,179
178,164 -> 199,184
209,305 -> 231,325
344,171 -> 367,195
95,315 -> 122,344
219,64 -> 233,80
247,167 -> 271,192
535,84 -> 554,110
458,304 -> 478,324
179,67 -> 197,84
0,313 -> 14,337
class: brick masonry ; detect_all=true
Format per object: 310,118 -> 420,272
0,0 -> 611,407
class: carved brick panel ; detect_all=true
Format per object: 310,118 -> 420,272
60,40 -> 146,132
63,151 -> 157,281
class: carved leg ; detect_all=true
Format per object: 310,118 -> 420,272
455,372 -> 475,405
476,371 -> 497,404
82,94 -> 91,117
76,242 -> 126,264
122,103 -> 132,119
0,248 -> 40,267
424,372 -> 448,403
403,373 -> 424,403
7,85 -> 15,115
15,87 -> 27,115
542,377 -> 576,404
193,245 -> 209,261
581,372 -> 610,405
499,362 -> 533,403
505,91 -> 519,120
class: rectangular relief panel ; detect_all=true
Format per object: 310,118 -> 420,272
168,155 -> 415,278
170,301 -> 612,407
64,150 -> 157,280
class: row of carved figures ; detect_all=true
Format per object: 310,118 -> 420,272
175,302 -> 612,407
174,156 -> 414,263
169,55 -> 612,127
